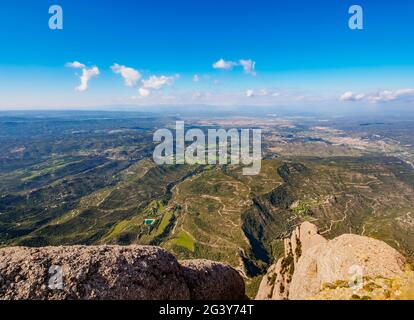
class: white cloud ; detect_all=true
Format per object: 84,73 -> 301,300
142,75 -> 174,90
368,89 -> 414,103
138,87 -> 150,97
76,67 -> 100,92
136,74 -> 175,99
212,58 -> 237,70
212,58 -> 256,76
340,89 -> 414,103
66,61 -> 86,69
246,89 -> 254,97
239,59 -> 256,76
340,91 -> 366,101
66,61 -> 99,92
111,63 -> 141,87
193,74 -> 201,82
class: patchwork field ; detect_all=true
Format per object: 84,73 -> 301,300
2,111 -> 414,297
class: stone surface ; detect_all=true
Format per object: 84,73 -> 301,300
256,222 -> 327,300
180,259 -> 245,300
256,259 -> 287,300
256,222 -> 407,300
289,234 -> 406,300
0,245 -> 190,300
0,245 -> 244,300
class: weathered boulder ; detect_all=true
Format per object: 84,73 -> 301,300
0,245 -> 189,300
0,245 -> 245,300
180,259 -> 245,300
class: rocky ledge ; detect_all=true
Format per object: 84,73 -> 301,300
256,222 -> 413,300
0,245 -> 245,300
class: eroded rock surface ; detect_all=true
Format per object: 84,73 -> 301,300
180,259 -> 245,300
0,245 -> 245,300
256,222 -> 407,300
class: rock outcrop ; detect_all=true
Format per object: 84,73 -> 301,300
180,259 -> 245,300
0,245 -> 245,300
256,221 -> 326,300
256,222 -> 408,300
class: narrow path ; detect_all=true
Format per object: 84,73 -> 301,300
320,198 -> 352,235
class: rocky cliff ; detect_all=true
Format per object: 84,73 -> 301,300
0,245 -> 245,300
256,222 -> 413,300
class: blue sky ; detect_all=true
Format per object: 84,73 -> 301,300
0,0 -> 414,109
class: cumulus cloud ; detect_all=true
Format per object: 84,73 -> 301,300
111,63 -> 141,87
66,61 -> 99,92
239,59 -> 256,76
212,58 -> 238,70
340,89 -> 414,103
246,89 -> 254,97
212,58 -> 257,75
368,89 -> 414,103
76,67 -> 100,92
136,75 -> 176,98
340,91 -> 366,101
138,87 -> 150,97
142,75 -> 174,90
66,61 -> 86,69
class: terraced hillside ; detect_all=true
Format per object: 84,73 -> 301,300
243,157 -> 414,276
2,112 -> 414,297
2,156 -> 414,290
12,161 -> 202,246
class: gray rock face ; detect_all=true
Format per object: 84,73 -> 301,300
0,245 -> 245,300
180,259 -> 245,300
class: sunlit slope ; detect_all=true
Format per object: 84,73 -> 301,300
12,161 -> 201,245
3,157 -> 414,278
162,162 -> 283,271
